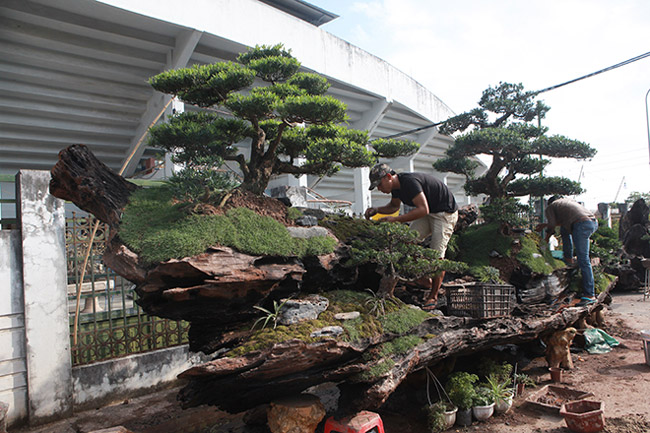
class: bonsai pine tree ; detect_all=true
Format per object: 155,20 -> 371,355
434,82 -> 596,200
346,222 -> 467,296
147,44 -> 419,195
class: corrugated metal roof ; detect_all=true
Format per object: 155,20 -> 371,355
0,0 -> 482,211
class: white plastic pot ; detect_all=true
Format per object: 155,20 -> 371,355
495,394 -> 513,414
472,402 -> 495,421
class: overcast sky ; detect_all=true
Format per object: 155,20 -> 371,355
309,0 -> 650,209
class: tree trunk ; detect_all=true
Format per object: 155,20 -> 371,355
49,144 -> 138,228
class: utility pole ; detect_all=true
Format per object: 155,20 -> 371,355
646,87 -> 650,165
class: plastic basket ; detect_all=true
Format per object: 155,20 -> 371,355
445,282 -> 515,318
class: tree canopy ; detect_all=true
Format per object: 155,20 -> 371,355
148,44 -> 419,195
434,82 -> 596,199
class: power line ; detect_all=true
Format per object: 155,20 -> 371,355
535,51 -> 650,94
379,50 -> 650,140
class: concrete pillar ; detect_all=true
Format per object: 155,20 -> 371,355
17,170 -> 72,424
353,167 -> 371,216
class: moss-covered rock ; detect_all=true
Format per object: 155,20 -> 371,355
119,186 -> 336,264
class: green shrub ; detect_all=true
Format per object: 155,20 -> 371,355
426,401 -> 451,433
455,223 -> 512,267
480,197 -> 531,227
164,167 -> 238,202
446,372 -> 478,410
469,266 -> 503,283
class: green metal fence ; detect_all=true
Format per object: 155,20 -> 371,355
66,213 -> 189,366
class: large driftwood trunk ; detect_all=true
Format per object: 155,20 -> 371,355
49,144 -> 609,416
177,298 -> 606,413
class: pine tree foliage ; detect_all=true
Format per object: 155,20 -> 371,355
434,82 -> 596,199
148,44 -> 419,194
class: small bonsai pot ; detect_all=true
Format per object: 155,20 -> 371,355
472,402 -> 494,421
559,400 -> 605,433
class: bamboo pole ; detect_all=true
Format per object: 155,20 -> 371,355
72,98 -> 174,345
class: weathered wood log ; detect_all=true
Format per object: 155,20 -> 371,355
176,293 -> 608,413
50,144 -> 138,228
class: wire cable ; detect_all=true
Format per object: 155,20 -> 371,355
377,50 -> 650,140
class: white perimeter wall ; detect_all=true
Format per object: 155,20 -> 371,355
0,229 -> 27,425
0,171 -> 204,428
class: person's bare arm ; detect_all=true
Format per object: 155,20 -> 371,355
365,197 -> 402,219
380,192 -> 428,223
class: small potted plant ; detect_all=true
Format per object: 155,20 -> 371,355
486,375 -> 513,414
514,373 -> 536,396
425,400 -> 457,432
445,372 -> 478,427
471,387 -> 495,421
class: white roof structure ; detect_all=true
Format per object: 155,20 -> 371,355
0,0 -> 483,214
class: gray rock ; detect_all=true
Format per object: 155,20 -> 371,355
286,226 -> 331,239
298,207 -> 327,220
309,326 -> 344,338
278,295 -> 329,325
304,383 -> 340,413
334,312 -> 360,321
295,215 -> 318,227
270,185 -> 308,208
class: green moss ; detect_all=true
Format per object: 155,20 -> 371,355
319,215 -> 374,243
119,187 -> 336,264
378,335 -> 423,357
356,358 -> 395,382
379,306 -> 430,335
516,235 -> 554,274
286,207 -> 303,221
227,318 -> 334,357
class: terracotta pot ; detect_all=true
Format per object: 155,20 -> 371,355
516,383 -> 525,396
559,400 -> 605,433
550,367 -> 563,383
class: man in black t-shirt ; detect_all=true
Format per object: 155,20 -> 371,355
364,163 -> 458,309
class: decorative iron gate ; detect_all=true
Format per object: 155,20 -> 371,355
66,213 -> 189,366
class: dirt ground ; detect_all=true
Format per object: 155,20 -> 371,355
10,291 -> 650,433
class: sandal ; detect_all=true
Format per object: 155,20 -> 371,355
575,297 -> 596,307
422,302 -> 438,311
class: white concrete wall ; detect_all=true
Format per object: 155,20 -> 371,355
0,228 -> 28,426
72,346 -> 206,410
0,170 -> 206,428
17,170 -> 73,424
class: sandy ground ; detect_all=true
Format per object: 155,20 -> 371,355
9,291 -> 650,433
